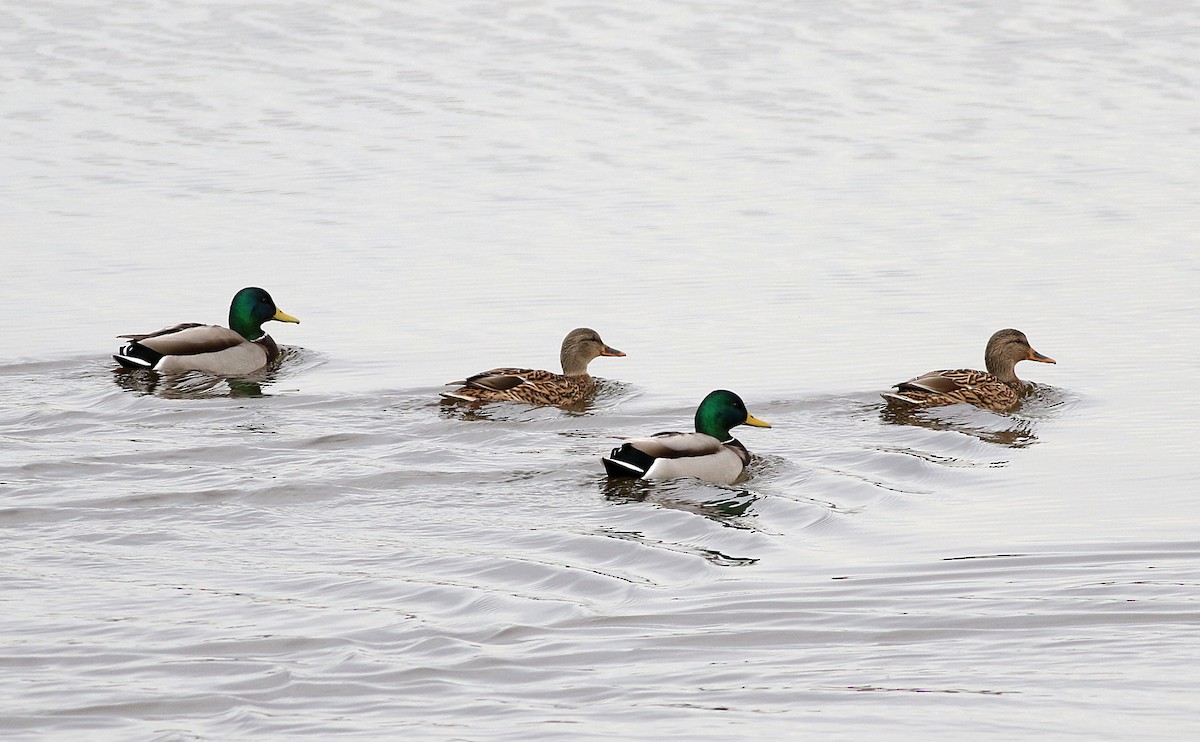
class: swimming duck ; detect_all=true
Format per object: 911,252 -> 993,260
881,328 -> 1055,412
441,328 -> 625,406
113,287 -> 299,375
602,390 -> 772,485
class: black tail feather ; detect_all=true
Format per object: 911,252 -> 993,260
113,342 -> 162,370
601,443 -> 655,479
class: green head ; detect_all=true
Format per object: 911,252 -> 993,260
693,389 -> 772,441
228,287 -> 300,340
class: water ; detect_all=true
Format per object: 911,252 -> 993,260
4,0 -> 1200,738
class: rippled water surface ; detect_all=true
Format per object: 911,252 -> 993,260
4,0 -> 1200,738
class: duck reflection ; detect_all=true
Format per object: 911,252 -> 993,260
878,402 -> 1038,448
601,476 -> 762,530
595,526 -> 759,567
112,367 -> 267,399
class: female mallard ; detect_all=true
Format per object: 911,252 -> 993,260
882,328 -> 1055,412
441,328 -> 625,406
113,287 -> 299,375
602,390 -> 772,485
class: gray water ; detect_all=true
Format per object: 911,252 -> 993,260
3,0 -> 1200,738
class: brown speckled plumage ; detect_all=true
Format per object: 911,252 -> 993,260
441,328 -> 624,407
882,329 -> 1056,413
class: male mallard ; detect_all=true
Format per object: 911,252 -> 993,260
602,390 -> 772,485
882,328 -> 1055,412
113,287 -> 299,375
441,328 -> 625,406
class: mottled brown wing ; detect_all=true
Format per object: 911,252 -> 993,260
457,367 -> 539,391
896,369 -> 983,394
499,372 -> 592,405
888,368 -> 1018,411
443,368 -> 594,406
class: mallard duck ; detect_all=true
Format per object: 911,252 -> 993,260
882,328 -> 1055,412
441,328 -> 625,406
602,390 -> 772,485
113,287 -> 299,375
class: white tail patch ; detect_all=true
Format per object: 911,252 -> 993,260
603,457 -> 645,474
113,354 -> 154,369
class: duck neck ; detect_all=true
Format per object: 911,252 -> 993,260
560,350 -> 592,376
694,409 -> 734,441
985,352 -> 1021,386
229,312 -> 266,342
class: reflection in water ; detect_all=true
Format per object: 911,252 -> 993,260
845,685 -> 1009,696
435,398 -> 578,422
878,403 -> 1039,448
112,367 -> 266,398
437,399 -> 499,422
601,477 -> 762,530
1018,383 -> 1077,418
440,397 -> 595,415
596,527 -> 759,567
